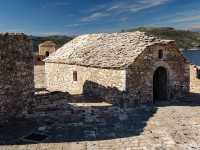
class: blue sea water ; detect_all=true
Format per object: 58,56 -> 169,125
182,50 -> 200,66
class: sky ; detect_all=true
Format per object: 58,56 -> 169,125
0,0 -> 200,36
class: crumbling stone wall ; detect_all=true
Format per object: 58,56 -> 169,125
0,33 -> 34,120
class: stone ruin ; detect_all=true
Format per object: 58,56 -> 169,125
34,41 -> 58,65
0,33 -> 34,121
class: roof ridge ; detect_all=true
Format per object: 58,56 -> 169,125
44,31 -> 175,69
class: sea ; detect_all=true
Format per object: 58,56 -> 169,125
181,49 -> 200,66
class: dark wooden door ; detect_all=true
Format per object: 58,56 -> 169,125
153,67 -> 168,102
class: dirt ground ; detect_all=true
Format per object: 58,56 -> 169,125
0,65 -> 200,150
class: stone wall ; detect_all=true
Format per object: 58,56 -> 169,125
34,52 -> 45,65
45,43 -> 189,106
39,45 -> 57,56
126,42 -> 190,105
45,63 -> 126,103
0,33 -> 34,120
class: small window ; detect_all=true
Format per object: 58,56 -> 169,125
45,51 -> 49,57
37,57 -> 41,61
158,50 -> 163,59
73,71 -> 77,81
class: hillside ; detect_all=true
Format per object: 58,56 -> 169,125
123,27 -> 200,49
30,28 -> 200,51
30,35 -> 74,52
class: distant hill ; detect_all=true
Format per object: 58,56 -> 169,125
30,35 -> 74,52
123,27 -> 200,49
30,28 -> 200,51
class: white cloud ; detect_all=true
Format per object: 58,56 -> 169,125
81,12 -> 110,22
173,15 -> 200,23
157,9 -> 200,25
65,24 -> 81,28
81,0 -> 170,22
145,8 -> 200,30
106,4 -> 121,11
112,0 -> 170,13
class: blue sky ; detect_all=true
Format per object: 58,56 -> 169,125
0,0 -> 200,36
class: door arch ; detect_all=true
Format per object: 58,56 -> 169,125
153,67 -> 168,103
45,51 -> 49,57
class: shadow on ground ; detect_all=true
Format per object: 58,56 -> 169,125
0,87 -> 200,145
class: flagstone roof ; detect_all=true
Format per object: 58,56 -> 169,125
44,31 -> 174,69
39,41 -> 56,47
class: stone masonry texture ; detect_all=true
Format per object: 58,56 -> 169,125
34,41 -> 57,65
0,33 -> 34,120
45,42 -> 189,105
45,32 -> 190,106
39,41 -> 57,56
45,31 -> 173,69
125,42 -> 190,105
45,63 -> 126,96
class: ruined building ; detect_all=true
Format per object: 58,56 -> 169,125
39,41 -> 57,57
44,31 -> 190,106
34,41 -> 57,65
0,33 -> 34,119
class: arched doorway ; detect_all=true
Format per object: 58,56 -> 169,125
153,67 -> 168,103
45,51 -> 49,57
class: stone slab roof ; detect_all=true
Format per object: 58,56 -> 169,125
39,41 -> 56,47
44,31 -> 174,69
